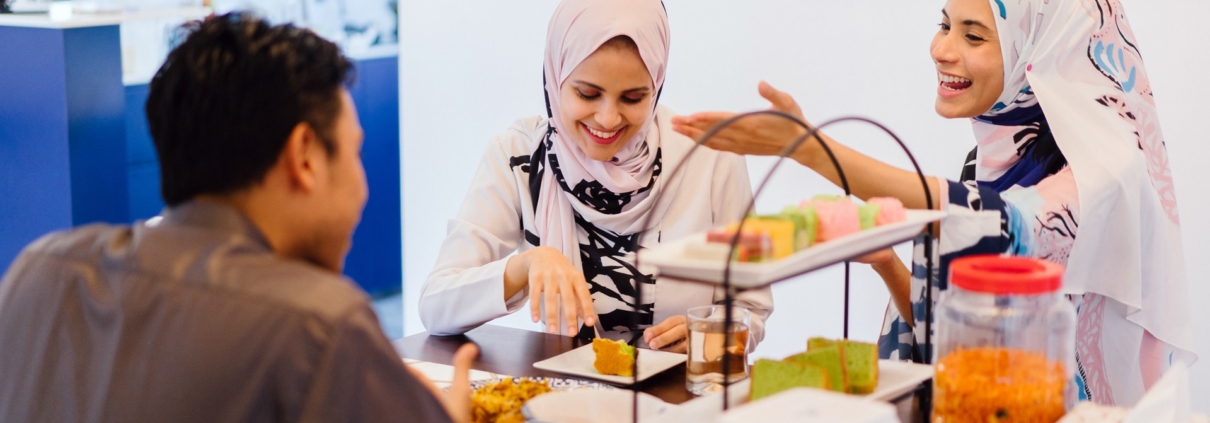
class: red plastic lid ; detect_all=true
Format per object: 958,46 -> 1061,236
950,255 -> 1064,295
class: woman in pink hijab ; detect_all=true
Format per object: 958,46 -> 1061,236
419,0 -> 773,353
674,0 -> 1194,406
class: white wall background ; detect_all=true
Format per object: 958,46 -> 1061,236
401,1 -> 1209,409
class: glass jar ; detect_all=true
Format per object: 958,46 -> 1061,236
933,255 -> 1076,423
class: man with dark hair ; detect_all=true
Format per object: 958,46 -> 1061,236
0,12 -> 475,423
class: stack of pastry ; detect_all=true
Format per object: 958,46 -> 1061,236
688,195 -> 906,263
749,337 -> 880,401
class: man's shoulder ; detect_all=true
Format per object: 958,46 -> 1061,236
20,223 -> 128,259
13,223 -> 372,326
214,252 -> 373,324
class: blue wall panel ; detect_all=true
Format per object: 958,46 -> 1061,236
127,163 -> 163,221
343,56 -> 402,296
121,56 -> 402,295
124,84 -> 163,221
0,27 -> 75,270
63,27 -> 128,226
3,27 -> 398,296
124,84 -> 157,166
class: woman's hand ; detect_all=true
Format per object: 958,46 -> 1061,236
671,81 -> 813,159
865,250 -> 914,325
853,248 -> 895,267
642,315 -> 688,353
504,246 -> 596,335
407,343 -> 479,423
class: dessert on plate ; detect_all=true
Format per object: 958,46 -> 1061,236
748,337 -> 880,401
592,338 -> 636,377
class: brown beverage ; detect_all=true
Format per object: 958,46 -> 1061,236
686,318 -> 750,395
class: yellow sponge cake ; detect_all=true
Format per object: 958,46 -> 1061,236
592,338 -> 636,377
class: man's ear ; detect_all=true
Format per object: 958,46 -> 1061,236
281,122 -> 322,193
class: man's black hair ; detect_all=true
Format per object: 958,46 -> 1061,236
146,12 -> 355,206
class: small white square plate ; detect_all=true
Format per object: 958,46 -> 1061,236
533,344 -> 686,385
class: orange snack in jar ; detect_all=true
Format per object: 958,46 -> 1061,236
933,347 -> 1066,423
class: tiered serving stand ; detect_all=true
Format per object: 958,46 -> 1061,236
624,111 -> 943,422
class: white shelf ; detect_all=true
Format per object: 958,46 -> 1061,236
346,43 -> 398,61
0,6 -> 209,29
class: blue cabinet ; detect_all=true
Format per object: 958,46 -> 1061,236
0,24 -> 128,269
1,21 -> 402,296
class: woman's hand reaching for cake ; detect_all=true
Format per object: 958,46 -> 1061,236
504,246 -> 596,335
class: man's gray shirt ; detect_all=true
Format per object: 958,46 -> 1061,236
0,202 -> 452,423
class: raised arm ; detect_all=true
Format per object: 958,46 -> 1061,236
672,81 -> 943,211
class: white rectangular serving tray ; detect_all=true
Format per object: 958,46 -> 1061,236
639,210 -> 946,288
646,360 -> 934,423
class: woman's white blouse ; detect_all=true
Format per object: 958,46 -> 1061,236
418,112 -> 774,348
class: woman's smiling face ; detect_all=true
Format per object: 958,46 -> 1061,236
931,0 -> 1005,119
558,36 -> 654,162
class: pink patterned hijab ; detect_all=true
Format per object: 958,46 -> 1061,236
977,0 -> 1194,399
534,0 -> 675,271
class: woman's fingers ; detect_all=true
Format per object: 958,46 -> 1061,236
528,276 -> 543,323
758,81 -> 803,115
686,111 -> 736,123
664,338 -> 689,354
676,113 -> 770,144
642,321 -> 665,344
644,315 -> 686,349
555,275 -> 580,335
571,273 -> 595,328
673,117 -> 760,150
523,249 -> 597,335
542,275 -> 560,333
655,315 -> 686,333
673,123 -> 744,153
670,122 -> 701,139
650,321 -> 689,351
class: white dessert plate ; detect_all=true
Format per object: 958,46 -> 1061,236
718,388 -> 899,423
532,344 -> 686,386
403,359 -> 502,389
645,360 -> 932,423
522,390 -> 668,423
865,359 -> 934,402
638,210 -> 946,288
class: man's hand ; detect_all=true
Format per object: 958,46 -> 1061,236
407,343 -> 480,423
